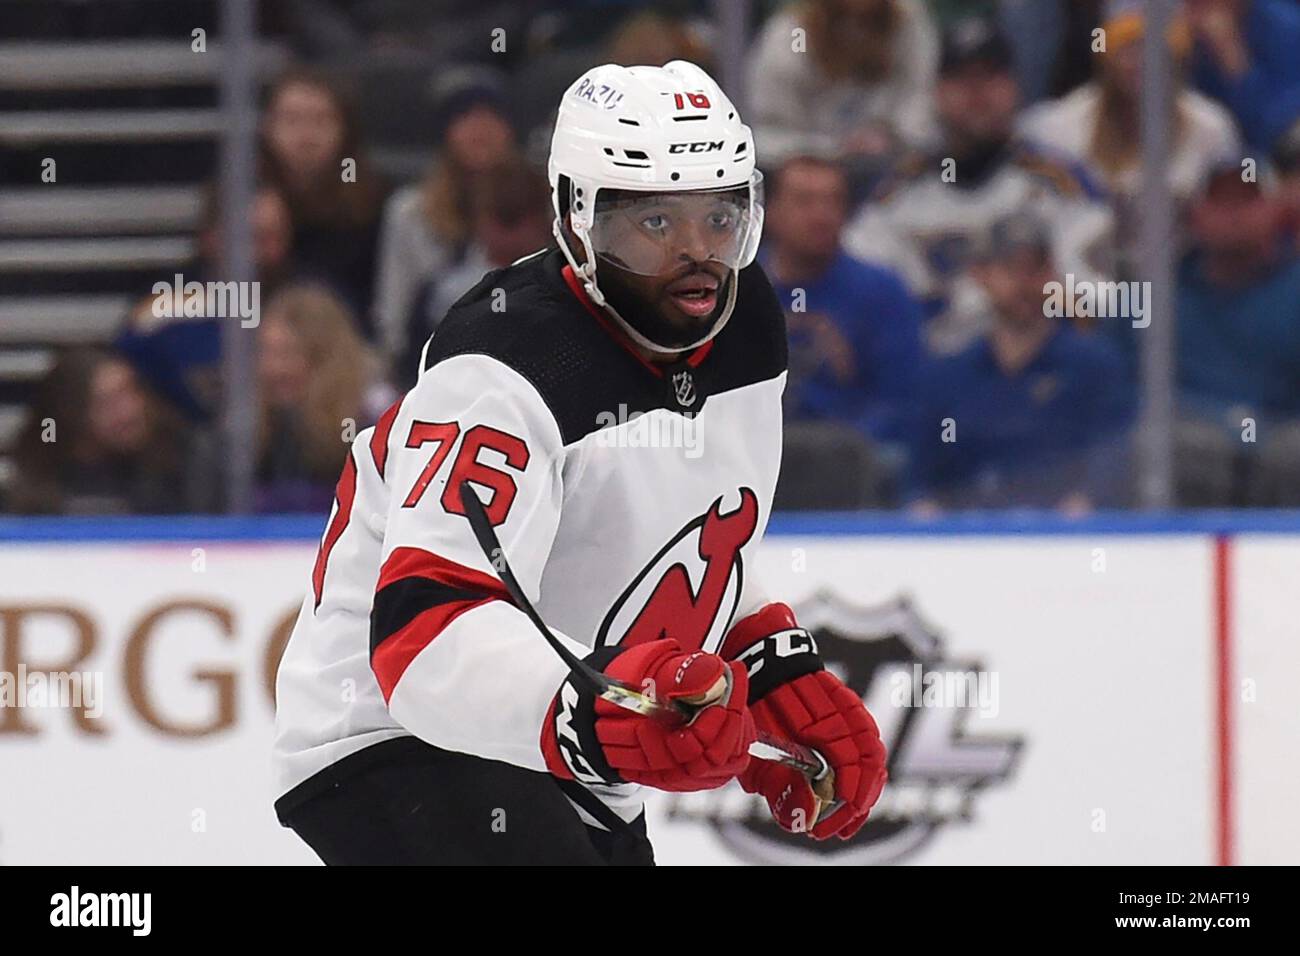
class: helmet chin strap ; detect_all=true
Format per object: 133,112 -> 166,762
553,217 -> 738,356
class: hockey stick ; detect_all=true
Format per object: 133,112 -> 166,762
457,481 -> 838,814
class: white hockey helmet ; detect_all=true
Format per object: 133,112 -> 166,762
548,60 -> 763,354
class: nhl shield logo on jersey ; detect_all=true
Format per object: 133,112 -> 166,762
662,359 -> 705,414
664,593 -> 1024,864
596,488 -> 759,653
672,369 -> 696,407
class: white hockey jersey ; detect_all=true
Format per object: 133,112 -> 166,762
273,247 -> 789,826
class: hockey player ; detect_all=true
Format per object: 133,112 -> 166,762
272,60 -> 887,865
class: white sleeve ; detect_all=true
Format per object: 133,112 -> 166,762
843,200 -> 932,299
370,352 -> 586,771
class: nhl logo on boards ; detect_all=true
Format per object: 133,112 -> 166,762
664,593 -> 1024,865
664,360 -> 704,414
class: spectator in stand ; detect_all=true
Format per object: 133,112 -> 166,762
924,0 -> 1074,105
605,9 -> 712,70
745,0 -> 939,167
1174,161 -> 1300,506
113,296 -> 221,427
196,181 -> 299,298
1019,0 -> 1240,276
261,67 -> 388,332
397,160 -> 552,388
845,17 -> 1113,356
908,212 -> 1134,513
115,184 -> 298,424
1274,119 -> 1300,250
6,350 -> 218,515
255,284 -> 396,514
762,155 -> 923,447
1046,0 -> 1106,99
1185,0 -> 1300,155
372,70 -> 520,369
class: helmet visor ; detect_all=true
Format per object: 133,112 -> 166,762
587,174 -> 763,277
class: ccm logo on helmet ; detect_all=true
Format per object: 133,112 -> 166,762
669,141 -> 725,154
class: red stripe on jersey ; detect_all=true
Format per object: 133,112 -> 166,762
688,341 -> 714,368
560,264 -> 714,375
376,546 -> 511,598
372,597 -> 496,703
371,549 -> 511,702
370,395 -> 404,478
311,451 -> 359,610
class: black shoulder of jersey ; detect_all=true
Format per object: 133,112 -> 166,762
422,246 -> 787,446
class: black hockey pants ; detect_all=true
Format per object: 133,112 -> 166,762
278,736 -> 655,866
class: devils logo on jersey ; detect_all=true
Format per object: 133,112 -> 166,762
596,488 -> 759,653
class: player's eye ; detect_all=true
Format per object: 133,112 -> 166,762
640,213 -> 670,233
705,203 -> 743,233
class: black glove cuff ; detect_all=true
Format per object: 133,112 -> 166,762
548,646 -> 626,786
733,627 -> 824,703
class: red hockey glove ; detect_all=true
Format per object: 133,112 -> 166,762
722,603 -> 888,840
541,638 -> 757,793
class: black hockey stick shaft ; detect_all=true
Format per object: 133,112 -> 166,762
457,481 -> 832,785
458,481 -> 718,724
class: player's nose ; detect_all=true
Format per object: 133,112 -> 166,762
673,217 -> 714,264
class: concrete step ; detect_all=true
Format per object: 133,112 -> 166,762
0,236 -> 194,271
0,186 -> 203,235
0,40 -> 287,90
0,108 -> 222,145
0,349 -> 56,380
0,404 -> 28,448
0,295 -> 131,343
